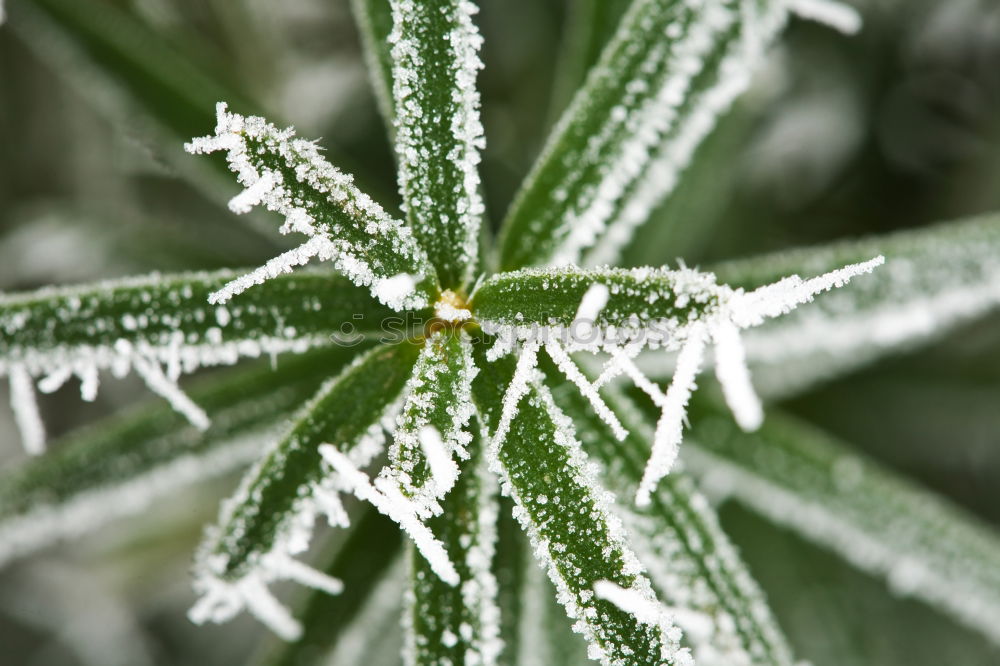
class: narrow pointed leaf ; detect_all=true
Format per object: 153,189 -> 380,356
498,0 -> 795,270
351,0 -> 396,130
191,342 -> 420,636
6,0 -> 260,211
384,329 -> 477,511
0,269 -> 400,440
473,261 -> 879,354
473,266 -> 724,347
0,346 -> 362,568
543,359 -> 794,665
0,270 -> 399,366
389,0 -> 485,288
472,343 -> 687,666
262,505 -> 403,666
187,104 -> 437,310
711,211 -> 1000,397
682,395 -> 1000,647
407,420 -> 501,666
494,498 -> 528,663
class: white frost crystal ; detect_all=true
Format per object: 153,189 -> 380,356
8,365 -> 46,455
321,445 -> 460,586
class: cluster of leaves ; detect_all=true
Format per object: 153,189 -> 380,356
2,1 -> 1000,665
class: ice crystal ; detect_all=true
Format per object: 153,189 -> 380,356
321,445 -> 460,586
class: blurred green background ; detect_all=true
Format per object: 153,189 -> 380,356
1,0 -> 999,664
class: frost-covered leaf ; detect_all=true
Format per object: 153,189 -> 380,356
0,346 -> 360,569
187,103 -> 437,310
473,262 -> 880,351
262,506 -> 403,666
389,0 -> 485,288
498,0 -> 859,270
472,343 -> 689,666
190,342 -> 420,640
683,395 -> 1000,647
351,0 -> 396,129
544,360 -> 795,666
710,211 -> 1000,397
381,329 -> 477,515
0,269 -> 396,449
474,260 -> 881,506
473,266 -> 724,348
407,419 -> 501,666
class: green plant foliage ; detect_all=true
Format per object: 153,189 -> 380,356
191,342 -> 419,639
472,345 -> 687,665
0,346 -> 361,567
1,0 -> 998,665
683,394 -> 1000,645
544,362 -> 794,665
408,421 -> 500,666
389,0 -> 485,288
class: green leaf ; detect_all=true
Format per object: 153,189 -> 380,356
383,329 -> 477,511
543,359 -> 795,665
0,269 -> 398,364
6,0 -> 262,212
407,419 -> 501,666
498,0 -> 790,270
262,505 -> 403,666
710,211 -> 1000,397
472,265 -> 723,341
0,345 -> 361,568
472,342 -> 687,666
389,0 -> 485,288
187,104 -> 438,310
683,394 -> 1000,647
494,498 -> 528,663
351,0 -> 396,132
190,342 -> 420,639
0,269 -> 401,445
